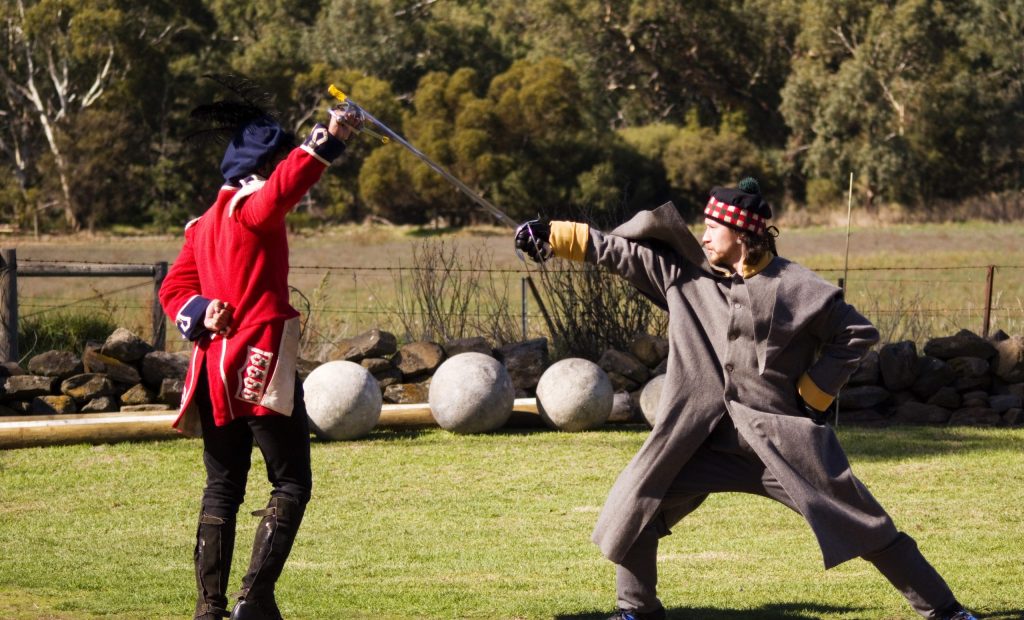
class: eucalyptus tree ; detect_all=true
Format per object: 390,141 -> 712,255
0,0 -> 213,230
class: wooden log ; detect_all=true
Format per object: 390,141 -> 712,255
0,399 -> 545,449
0,411 -> 180,449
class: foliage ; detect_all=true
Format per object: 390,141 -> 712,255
17,310 -> 118,362
1,0 -> 1023,231
384,239 -> 520,345
538,261 -> 668,361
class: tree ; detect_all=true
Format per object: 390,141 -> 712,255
0,0 -> 214,230
779,0 -> 977,206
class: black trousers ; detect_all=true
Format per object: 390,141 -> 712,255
195,367 -> 313,519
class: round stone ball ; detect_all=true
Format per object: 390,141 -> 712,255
429,353 -> 514,434
303,361 -> 382,440
536,358 -> 614,432
639,374 -> 666,427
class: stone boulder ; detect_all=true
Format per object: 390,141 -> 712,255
947,356 -> 991,391
628,334 -> 669,369
442,336 -> 493,357
337,328 -> 398,361
1,361 -> 26,377
923,329 -> 996,360
61,374 -> 117,403
384,380 -> 431,404
879,341 -> 918,392
494,338 -> 549,391
848,351 -> 880,386
837,409 -> 888,426
893,402 -> 951,425
910,356 -> 956,398
391,342 -> 445,380
372,367 -> 403,389
609,392 -> 640,423
26,350 -> 83,380
989,394 -> 1023,414
359,358 -> 393,374
83,350 -> 140,385
142,351 -> 189,388
101,327 -> 153,363
120,383 -> 157,406
535,358 -> 613,432
81,397 -> 119,413
992,335 -> 1024,383
838,386 -> 890,410
926,386 -> 961,410
4,375 -> 58,400
598,349 -> 650,387
949,407 -> 1000,425
159,378 -> 185,407
31,395 -> 77,414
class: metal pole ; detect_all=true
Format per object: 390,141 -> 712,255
521,276 -> 528,340
982,265 -> 995,338
841,172 -> 853,295
0,248 -> 18,363
524,275 -> 556,340
152,262 -> 168,350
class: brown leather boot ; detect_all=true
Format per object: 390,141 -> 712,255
194,512 -> 235,619
229,496 -> 305,620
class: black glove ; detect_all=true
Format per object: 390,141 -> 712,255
514,219 -> 552,263
797,393 -> 836,426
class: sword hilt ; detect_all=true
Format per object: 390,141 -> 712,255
327,84 -> 390,144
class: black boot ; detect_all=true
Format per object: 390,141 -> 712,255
229,496 -> 305,620
194,512 -> 236,620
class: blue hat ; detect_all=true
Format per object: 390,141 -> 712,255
220,116 -> 292,183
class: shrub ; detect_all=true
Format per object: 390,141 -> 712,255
18,310 -> 118,362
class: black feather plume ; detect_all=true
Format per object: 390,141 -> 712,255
186,74 -> 281,147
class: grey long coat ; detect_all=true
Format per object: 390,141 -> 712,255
587,204 -> 897,569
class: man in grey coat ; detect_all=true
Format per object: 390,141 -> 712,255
513,178 -> 976,620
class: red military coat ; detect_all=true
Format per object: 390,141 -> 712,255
160,135 -> 338,436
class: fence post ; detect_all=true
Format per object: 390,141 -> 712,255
152,261 -> 168,350
521,276 -> 527,340
0,248 -> 18,363
982,265 -> 995,338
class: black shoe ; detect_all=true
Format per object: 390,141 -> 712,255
608,608 -> 667,620
229,597 -> 282,620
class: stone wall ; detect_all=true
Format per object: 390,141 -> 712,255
3,325 -> 1023,428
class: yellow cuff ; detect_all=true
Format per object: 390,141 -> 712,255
798,373 -> 834,412
549,221 -> 590,262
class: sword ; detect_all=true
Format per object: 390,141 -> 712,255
327,84 -> 518,228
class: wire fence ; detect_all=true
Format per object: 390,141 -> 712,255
11,258 -> 1024,359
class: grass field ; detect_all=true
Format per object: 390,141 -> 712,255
0,426 -> 1022,619
7,221 -> 1024,359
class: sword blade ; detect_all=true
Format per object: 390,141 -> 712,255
328,85 -> 517,228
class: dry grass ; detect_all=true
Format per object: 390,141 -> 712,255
7,220 -> 1024,358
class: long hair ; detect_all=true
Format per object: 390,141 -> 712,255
742,225 -> 779,262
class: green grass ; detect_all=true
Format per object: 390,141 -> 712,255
1,426 -> 1022,619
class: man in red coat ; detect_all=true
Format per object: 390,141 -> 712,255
160,96 -> 359,620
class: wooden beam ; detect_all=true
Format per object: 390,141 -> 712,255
0,399 -> 545,449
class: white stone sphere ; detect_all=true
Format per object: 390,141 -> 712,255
536,358 -> 613,432
429,353 -> 514,434
303,361 -> 382,440
639,374 -> 666,427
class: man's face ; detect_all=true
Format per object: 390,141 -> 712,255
701,218 -> 743,267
